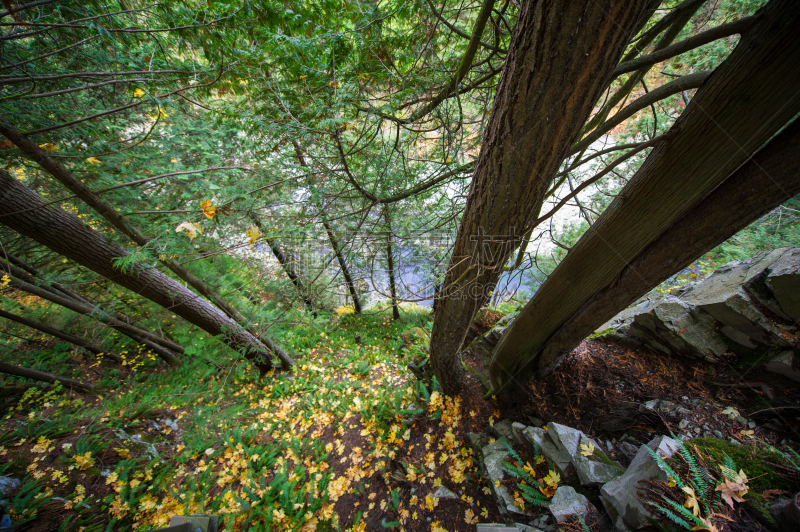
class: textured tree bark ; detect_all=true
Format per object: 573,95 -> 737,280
384,208 -> 400,321
530,117 -> 800,382
0,361 -> 94,392
429,0 -> 659,395
0,170 -> 283,375
489,0 -> 800,395
248,214 -> 317,316
322,218 -> 363,314
0,124 -> 291,366
0,308 -> 122,362
1,254 -> 185,354
6,274 -> 182,366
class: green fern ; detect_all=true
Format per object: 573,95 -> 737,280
500,440 -> 551,508
643,445 -> 686,489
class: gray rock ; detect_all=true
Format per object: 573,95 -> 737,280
482,315 -> 516,348
602,250 -> 800,370
760,248 -> 800,322
548,486 -> 596,524
432,486 -> 458,500
527,416 -> 545,428
512,422 -> 528,444
162,419 -> 178,431
713,431 -> 724,439
617,442 -> 639,462
548,423 -> 623,487
0,476 -> 20,496
764,351 -> 800,383
479,438 -> 532,517
492,420 -> 518,443
597,300 -> 652,334
681,250 -> 793,351
600,435 -> 680,531
639,399 -> 660,413
628,296 -> 728,361
522,427 -> 573,477
115,428 -> 160,461
678,420 -> 689,429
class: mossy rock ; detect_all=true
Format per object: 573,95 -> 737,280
474,308 -> 505,329
401,327 -> 428,345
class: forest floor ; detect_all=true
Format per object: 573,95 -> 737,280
1,306 -> 798,532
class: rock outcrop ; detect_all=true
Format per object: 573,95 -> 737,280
599,248 -> 800,381
472,420 -> 678,531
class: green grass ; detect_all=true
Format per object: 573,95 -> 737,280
0,305 -> 436,531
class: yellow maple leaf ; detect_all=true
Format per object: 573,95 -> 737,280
245,225 -> 262,245
543,470 -> 560,488
480,507 -> 489,518
38,143 -> 59,151
114,447 -> 130,458
133,88 -> 145,97
200,200 -> 217,219
683,486 -> 701,516
85,156 -> 101,164
176,221 -> 203,240
0,274 -> 9,287
74,452 -> 95,470
425,494 -> 438,511
465,508 -> 479,525
580,442 -> 595,457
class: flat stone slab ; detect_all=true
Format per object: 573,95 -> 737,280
600,435 -> 679,531
548,423 -> 623,487
522,427 -> 572,476
548,486 -> 597,523
480,438 -> 532,517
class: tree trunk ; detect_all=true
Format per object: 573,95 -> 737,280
0,124 -> 283,357
529,117 -> 800,382
0,170 -> 288,374
322,218 -> 363,314
248,214 -> 317,316
6,274 -> 182,366
1,253 -> 185,354
429,0 -> 658,395
0,308 -> 122,363
384,208 -> 401,320
0,361 -> 94,392
489,0 -> 800,395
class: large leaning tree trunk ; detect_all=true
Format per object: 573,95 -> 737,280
0,308 -> 122,363
429,0 -> 659,395
4,273 -> 182,366
489,0 -> 800,396
0,362 -> 94,392
520,118 -> 800,384
0,170 -> 291,374
1,254 -> 184,355
0,124 -> 289,363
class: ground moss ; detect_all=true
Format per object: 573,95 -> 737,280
686,437 -> 795,493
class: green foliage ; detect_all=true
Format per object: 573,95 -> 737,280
501,439 -> 552,509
